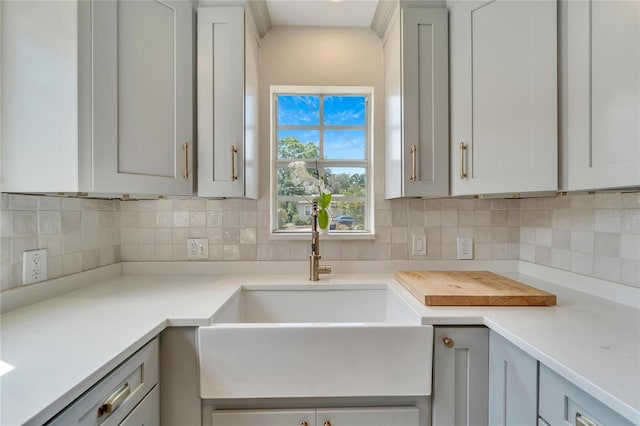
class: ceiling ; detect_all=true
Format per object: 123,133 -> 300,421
265,0 -> 381,28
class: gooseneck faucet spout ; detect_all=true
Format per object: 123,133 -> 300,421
310,200 -> 332,281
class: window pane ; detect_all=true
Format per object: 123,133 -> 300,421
277,130 -> 320,159
331,201 -> 365,230
277,166 -> 323,197
323,96 -> 366,126
276,200 -> 312,231
324,130 -> 366,159
326,167 -> 366,198
278,95 -> 320,125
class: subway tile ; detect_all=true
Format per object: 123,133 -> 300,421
239,211 -> 257,227
172,244 -> 188,261
256,244 -> 274,261
155,245 -> 173,261
11,235 -> 39,263
475,243 -> 492,260
206,199 -> 224,211
0,211 -> 11,237
391,209 -> 408,227
551,195 -> 571,209
571,194 -> 594,209
621,193 -> 640,209
571,252 -> 593,275
442,242 -> 457,260
622,211 -> 640,234
223,229 -> 240,245
552,210 -> 571,229
570,230 -> 594,253
100,246 -> 115,266
491,227 -> 509,243
11,211 -> 37,235
188,228 -> 207,238
240,228 -> 257,245
39,234 -> 63,257
425,211 -> 442,227
551,249 -> 571,270
426,227 -> 442,243
425,199 -> 441,210
390,243 -> 408,260
621,259 -> 640,287
63,232 -> 83,254
552,229 -> 571,250
61,197 -> 82,210
594,192 -> 622,208
536,210 -> 552,227
520,210 -> 536,227
490,210 -> 508,226
535,246 -> 552,265
474,211 -> 491,226
190,211 -> 206,227
206,228 -> 224,244
173,211 -> 189,227
407,199 -> 425,211
173,199 -> 190,211
62,252 -> 83,275
156,211 -> 173,227
138,200 -> 157,211
0,193 -> 8,210
594,209 -> 621,233
621,234 -> 640,261
390,199 -> 407,211
223,211 -> 240,227
376,210 -> 391,226
407,211 -> 425,227
475,227 -> 492,243
38,196 -> 61,210
491,243 -> 508,259
535,228 -> 552,247
442,227 -> 458,243
239,245 -> 257,261
458,211 -> 474,227
490,199 -> 507,210
190,199 -> 206,211
536,197 -> 554,210
593,255 -> 621,282
594,232 -> 621,257
83,249 -> 100,270
48,255 -> 63,279
138,229 -> 155,245
155,229 -> 172,244
440,199 -> 458,210
571,210 -> 594,230
138,245 -> 156,261
156,199 -> 172,211
441,211 -> 458,227
474,199 -> 491,210
520,199 -> 537,210
375,243 -> 392,260
137,212 -> 156,228
9,194 -> 37,210
391,227 -> 408,244
375,226 -> 391,243
82,198 -> 98,210
458,199 -> 474,210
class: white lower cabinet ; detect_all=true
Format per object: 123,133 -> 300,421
488,331 -> 537,426
48,338 -> 159,426
210,407 -> 419,426
432,327 -> 489,426
538,364 -> 634,426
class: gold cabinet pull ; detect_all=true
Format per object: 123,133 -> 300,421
324,422 -> 332,426
182,142 -> 189,179
459,142 -> 467,180
576,413 -> 599,426
301,422 -> 308,426
443,336 -> 454,348
410,145 -> 417,181
97,383 -> 130,417
231,145 -> 238,181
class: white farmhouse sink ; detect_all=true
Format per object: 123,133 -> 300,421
198,285 -> 433,399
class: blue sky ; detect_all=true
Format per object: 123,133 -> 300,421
278,95 -> 366,159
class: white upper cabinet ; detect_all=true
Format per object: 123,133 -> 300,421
384,6 -> 449,199
197,6 -> 259,199
562,0 -> 640,191
1,0 -> 194,196
449,0 -> 558,196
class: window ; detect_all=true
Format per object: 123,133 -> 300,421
271,86 -> 373,236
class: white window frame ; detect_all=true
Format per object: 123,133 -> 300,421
270,85 -> 375,240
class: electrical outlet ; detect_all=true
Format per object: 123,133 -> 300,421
457,237 -> 473,259
187,238 -> 209,260
22,249 -> 48,284
412,234 -> 427,256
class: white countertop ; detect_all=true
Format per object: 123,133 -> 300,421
1,265 -> 639,425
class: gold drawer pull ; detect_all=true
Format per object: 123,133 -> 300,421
182,142 -> 189,179
459,142 -> 467,179
576,413 -> 598,426
410,145 -> 417,181
231,145 -> 238,181
301,422 -> 308,426
443,336 -> 454,348
97,383 -> 130,417
324,422 -> 332,426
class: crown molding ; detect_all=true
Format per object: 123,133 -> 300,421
246,0 -> 272,38
371,0 -> 398,39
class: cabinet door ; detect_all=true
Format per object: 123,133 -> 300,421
198,6 -> 258,198
92,0 -> 193,196
432,327 -> 489,426
384,7 -> 449,199
564,0 -> 640,190
488,331 -> 537,426
210,409 -> 316,426
449,0 -> 557,196
118,386 -> 159,426
316,407 -> 419,426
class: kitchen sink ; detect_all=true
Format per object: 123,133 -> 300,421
198,285 -> 433,399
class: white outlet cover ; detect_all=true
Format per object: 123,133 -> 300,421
412,234 -> 427,256
187,238 -> 209,260
456,237 -> 473,260
22,248 -> 48,285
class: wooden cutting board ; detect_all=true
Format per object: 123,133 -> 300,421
395,270 -> 556,306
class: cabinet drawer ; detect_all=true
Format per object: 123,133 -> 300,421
538,365 -> 633,426
48,338 -> 159,426
118,385 -> 159,426
317,407 -> 419,426
211,409 -> 315,425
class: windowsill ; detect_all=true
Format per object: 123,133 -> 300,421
269,231 -> 375,241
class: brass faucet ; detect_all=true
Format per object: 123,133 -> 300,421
310,200 -> 332,281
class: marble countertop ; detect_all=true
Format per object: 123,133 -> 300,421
1,267 -> 639,425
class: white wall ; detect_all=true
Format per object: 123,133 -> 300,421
258,26 -> 385,202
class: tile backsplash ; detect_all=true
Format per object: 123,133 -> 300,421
1,191 -> 638,291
